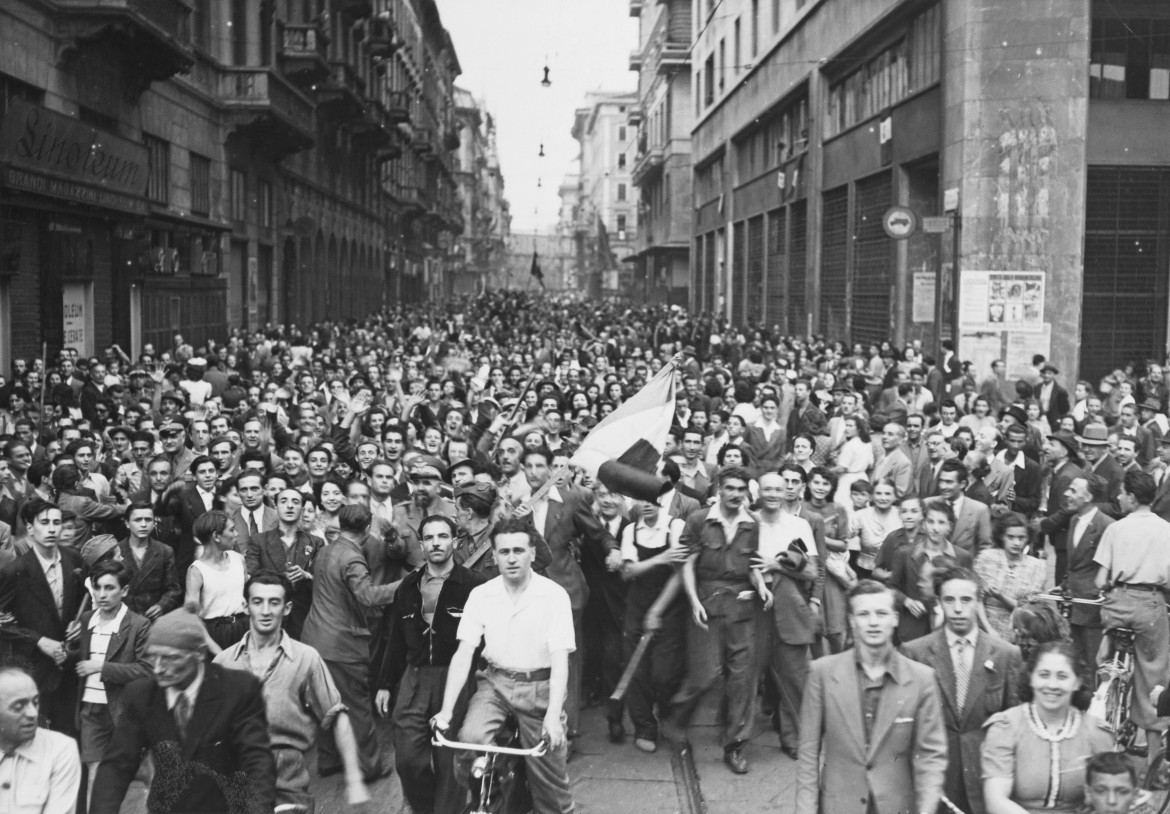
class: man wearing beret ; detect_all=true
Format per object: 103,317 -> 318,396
91,608 -> 276,814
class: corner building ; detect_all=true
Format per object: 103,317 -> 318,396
692,0 -> 1169,384
0,0 -> 465,370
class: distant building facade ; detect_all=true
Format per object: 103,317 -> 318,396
628,0 -> 692,306
452,87 -> 510,296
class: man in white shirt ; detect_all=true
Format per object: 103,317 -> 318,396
0,665 -> 81,814
752,471 -> 818,759
434,517 -> 576,814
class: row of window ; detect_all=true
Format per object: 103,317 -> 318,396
141,135 -> 269,226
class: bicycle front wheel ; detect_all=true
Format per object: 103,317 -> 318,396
1104,667 -> 1139,754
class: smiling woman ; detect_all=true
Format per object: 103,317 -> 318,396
981,641 -> 1113,814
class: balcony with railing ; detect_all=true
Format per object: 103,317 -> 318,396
414,127 -> 436,157
385,90 -> 411,125
315,61 -> 365,122
631,143 -> 665,186
350,98 -> 394,149
365,16 -> 396,57
656,40 -> 690,74
57,0 -> 194,86
278,20 -> 329,85
219,67 -> 315,157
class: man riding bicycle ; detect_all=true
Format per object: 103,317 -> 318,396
1094,470 -> 1170,763
432,517 -> 576,814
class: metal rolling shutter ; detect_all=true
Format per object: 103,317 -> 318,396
820,187 -> 849,339
852,172 -> 893,346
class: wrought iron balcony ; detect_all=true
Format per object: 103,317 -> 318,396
350,98 -> 394,149
365,16 -> 396,57
385,90 -> 411,125
57,0 -> 194,89
315,61 -> 365,121
219,67 -> 315,157
278,21 -> 329,85
414,127 -> 436,156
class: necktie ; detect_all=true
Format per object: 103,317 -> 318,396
174,693 -> 191,740
954,638 -> 971,713
248,511 -> 259,538
46,561 -> 62,616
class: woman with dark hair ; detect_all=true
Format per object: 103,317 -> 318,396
1009,600 -> 1071,662
982,641 -> 1112,814
804,466 -> 854,653
832,416 -> 872,505
185,509 -> 247,652
975,512 -> 1047,639
885,497 -> 972,643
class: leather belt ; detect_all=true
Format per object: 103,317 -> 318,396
488,664 -> 552,682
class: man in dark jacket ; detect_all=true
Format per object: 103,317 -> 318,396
73,559 -> 152,806
0,497 -> 85,735
118,502 -> 183,620
375,514 -> 486,814
91,608 -> 276,814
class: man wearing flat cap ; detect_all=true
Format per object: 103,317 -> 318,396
91,608 -> 276,814
1037,363 -> 1070,429
1033,430 -> 1086,583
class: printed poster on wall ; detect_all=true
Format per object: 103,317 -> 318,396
959,271 -> 1044,332
912,271 -> 936,323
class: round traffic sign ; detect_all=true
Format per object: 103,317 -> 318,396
882,206 -> 918,240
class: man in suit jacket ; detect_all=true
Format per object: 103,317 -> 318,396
244,487 -> 321,639
1037,364 -> 1071,429
230,470 -> 278,553
1063,474 -> 1116,678
0,497 -> 85,735
1035,431 -> 1085,583
872,423 -> 914,498
159,454 -> 221,576
797,581 -> 947,814
902,568 -> 1019,814
1152,437 -> 1170,522
1117,403 -> 1156,466
91,608 -> 276,814
301,504 -> 396,780
937,460 -> 992,557
1081,424 -> 1125,517
519,446 -> 618,735
118,502 -> 182,620
746,393 -> 787,476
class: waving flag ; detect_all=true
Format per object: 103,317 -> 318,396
530,250 -> 545,288
569,360 -> 677,501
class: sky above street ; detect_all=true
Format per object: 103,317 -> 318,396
438,0 -> 637,233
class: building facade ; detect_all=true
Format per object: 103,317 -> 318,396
505,231 -> 574,292
567,91 -> 638,299
628,0 -> 693,306
0,0 -> 468,371
452,87 -> 510,296
690,0 -> 1167,385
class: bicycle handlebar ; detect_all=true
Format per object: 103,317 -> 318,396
432,726 -> 549,757
1035,592 -> 1106,606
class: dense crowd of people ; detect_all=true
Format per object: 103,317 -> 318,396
0,290 -> 1169,814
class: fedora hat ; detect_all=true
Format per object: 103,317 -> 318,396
1047,429 -> 1080,456
1079,423 -> 1110,446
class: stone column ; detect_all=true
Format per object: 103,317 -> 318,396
941,0 -> 1090,381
